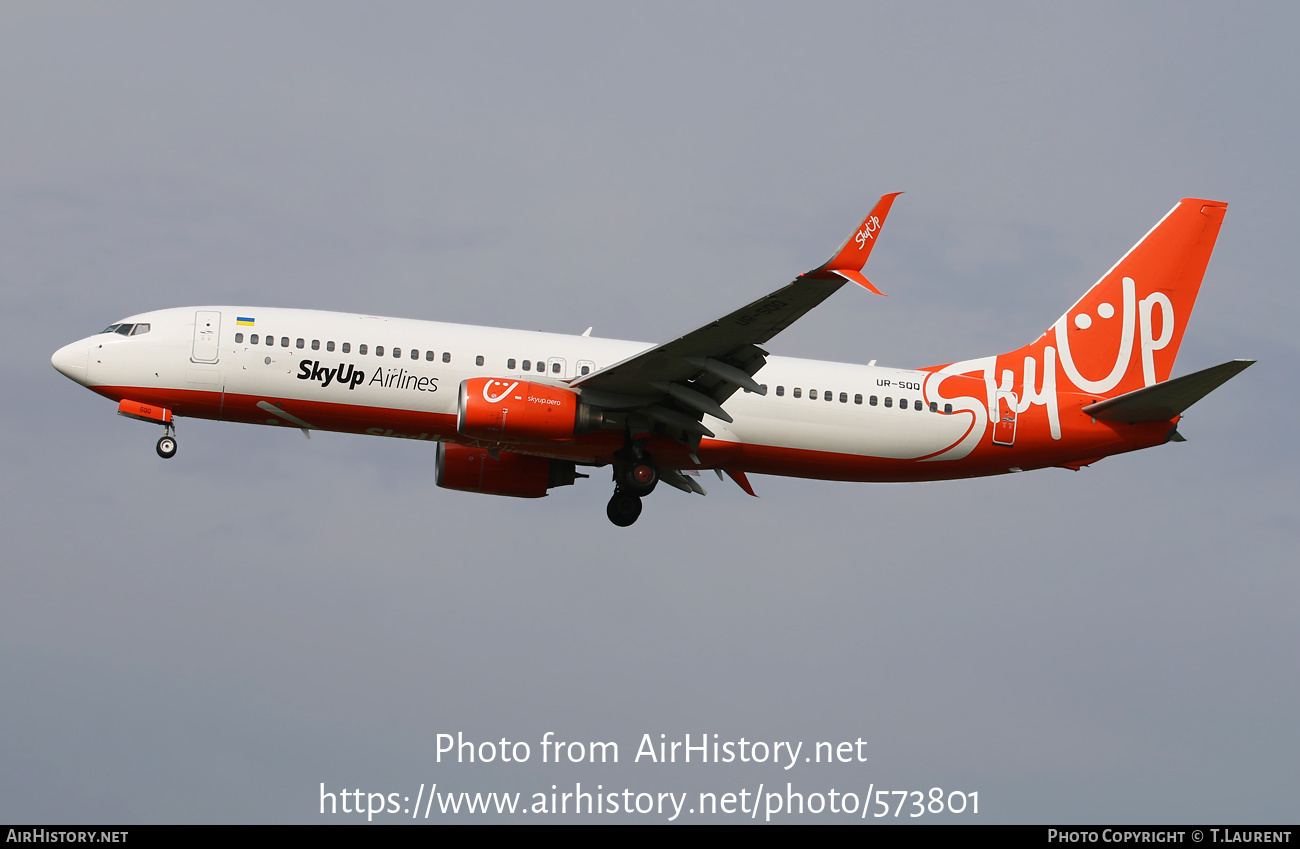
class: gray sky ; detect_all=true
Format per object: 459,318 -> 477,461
2,2 -> 1296,823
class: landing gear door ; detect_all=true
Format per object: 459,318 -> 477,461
192,310 -> 221,363
992,389 -> 1018,446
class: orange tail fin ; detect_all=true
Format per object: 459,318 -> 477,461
1011,198 -> 1228,398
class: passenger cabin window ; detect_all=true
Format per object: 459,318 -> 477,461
393,347 -> 401,358
929,401 -> 938,412
776,386 -> 784,396
508,358 -> 517,370
411,349 -> 419,360
915,400 -> 923,411
426,350 -> 435,361
523,360 -> 531,371
359,344 -> 367,355
266,335 -> 274,346
296,338 -> 304,349
476,355 -> 484,366
281,337 -> 289,347
250,334 -> 259,344
235,333 -> 244,343
854,394 -> 862,405
826,391 -> 833,402
443,352 -> 451,363
884,397 -> 892,408
869,395 -> 878,406
311,340 -> 320,350
840,392 -> 848,403
551,362 -> 560,374
810,389 -> 818,400
944,403 -> 953,414
793,388 -> 802,398
326,341 -> 335,352
375,346 -> 384,356
342,342 -> 351,353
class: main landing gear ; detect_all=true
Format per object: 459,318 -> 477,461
605,450 -> 658,527
155,424 -> 178,459
606,491 -> 643,527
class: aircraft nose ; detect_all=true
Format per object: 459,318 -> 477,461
52,340 -> 90,384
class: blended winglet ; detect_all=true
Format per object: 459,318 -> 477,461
814,192 -> 903,296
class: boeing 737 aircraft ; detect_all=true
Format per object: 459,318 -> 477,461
52,195 -> 1251,526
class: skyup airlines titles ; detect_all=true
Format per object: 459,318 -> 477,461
296,359 -> 439,393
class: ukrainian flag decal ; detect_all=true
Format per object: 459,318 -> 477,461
236,316 -> 255,326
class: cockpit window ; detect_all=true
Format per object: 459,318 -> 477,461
102,323 -> 144,335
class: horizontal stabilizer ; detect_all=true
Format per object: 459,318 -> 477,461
1083,359 -> 1254,423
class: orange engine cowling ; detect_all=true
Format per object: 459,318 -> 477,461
458,377 -> 590,443
435,442 -> 579,499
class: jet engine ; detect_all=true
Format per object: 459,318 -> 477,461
457,377 -> 603,443
435,442 -> 580,498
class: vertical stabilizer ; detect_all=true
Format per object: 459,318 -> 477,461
1012,198 -> 1228,398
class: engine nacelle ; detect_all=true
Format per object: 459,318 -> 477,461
435,442 -> 579,499
458,377 -> 598,443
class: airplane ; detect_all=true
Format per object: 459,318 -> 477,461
51,194 -> 1253,526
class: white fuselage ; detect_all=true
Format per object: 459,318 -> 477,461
56,306 -> 985,478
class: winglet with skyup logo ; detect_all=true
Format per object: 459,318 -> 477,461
813,192 -> 903,296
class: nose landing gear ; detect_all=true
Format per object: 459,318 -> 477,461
155,423 -> 177,459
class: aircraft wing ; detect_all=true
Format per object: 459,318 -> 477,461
571,193 -> 902,439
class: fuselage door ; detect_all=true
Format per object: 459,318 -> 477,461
992,389 -> 1018,446
191,310 -> 221,363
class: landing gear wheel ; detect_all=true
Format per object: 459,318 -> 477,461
156,435 -> 177,459
606,491 -> 643,527
620,459 -> 659,497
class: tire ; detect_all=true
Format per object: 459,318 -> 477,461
621,461 -> 658,497
156,436 -> 177,459
606,491 -> 643,527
